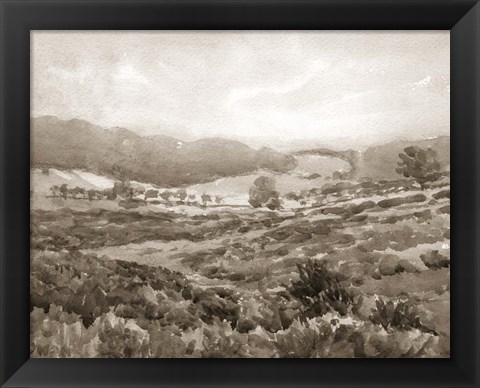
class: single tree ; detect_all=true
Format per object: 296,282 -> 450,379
177,189 -> 188,202
126,186 -> 134,200
104,188 -> 116,200
59,184 -> 68,200
159,190 -> 172,201
396,146 -> 441,190
70,187 -> 85,199
112,181 -> 133,200
214,195 -> 223,205
67,188 -> 76,199
248,176 -> 282,210
201,193 -> 212,206
87,189 -> 96,202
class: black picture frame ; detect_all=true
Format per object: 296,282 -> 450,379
1,0 -> 479,387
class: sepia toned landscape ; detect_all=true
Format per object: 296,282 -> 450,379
30,31 -> 450,358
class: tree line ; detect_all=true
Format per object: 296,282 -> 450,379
47,181 -> 223,206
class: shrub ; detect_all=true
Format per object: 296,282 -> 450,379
432,190 -> 450,200
420,250 -> 450,269
369,298 -> 436,334
275,321 -> 332,358
144,189 -> 159,199
30,304 -> 97,357
192,288 -> 240,327
97,315 -> 149,358
274,319 -> 361,358
285,192 -> 300,201
378,256 -> 418,276
289,260 -> 354,318
148,322 -> 188,358
377,194 -> 427,208
349,200 -> 376,214
199,319 -> 248,358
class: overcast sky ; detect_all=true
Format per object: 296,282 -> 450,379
31,31 -> 449,150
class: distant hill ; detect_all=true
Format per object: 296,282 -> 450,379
31,116 -> 297,187
292,136 -> 450,181
356,136 -> 450,180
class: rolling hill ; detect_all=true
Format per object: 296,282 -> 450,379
356,136 -> 450,180
31,116 -> 297,187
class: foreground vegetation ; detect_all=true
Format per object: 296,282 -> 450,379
31,169 -> 450,358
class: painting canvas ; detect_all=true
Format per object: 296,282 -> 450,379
30,31 -> 450,358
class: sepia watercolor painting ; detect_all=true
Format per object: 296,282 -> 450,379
30,31 -> 450,358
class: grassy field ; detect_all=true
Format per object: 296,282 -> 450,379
30,174 -> 450,358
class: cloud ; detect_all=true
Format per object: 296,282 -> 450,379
412,75 -> 432,89
225,59 -> 330,107
114,64 -> 149,85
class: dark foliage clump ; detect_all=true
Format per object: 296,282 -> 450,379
420,250 -> 450,269
396,146 -> 441,189
432,189 -> 450,200
248,176 -> 282,210
289,260 -> 354,318
369,298 -> 437,334
191,288 -> 240,327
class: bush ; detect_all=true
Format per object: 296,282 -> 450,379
378,255 -> 418,276
275,320 -> 334,358
289,260 -> 354,318
420,250 -> 450,269
248,176 -> 282,210
30,304 -> 97,357
97,315 -> 150,358
432,190 -> 450,200
349,200 -> 376,214
369,298 -> 436,334
377,194 -> 427,208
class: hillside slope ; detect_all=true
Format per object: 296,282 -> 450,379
31,116 -> 296,187
356,136 -> 450,180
